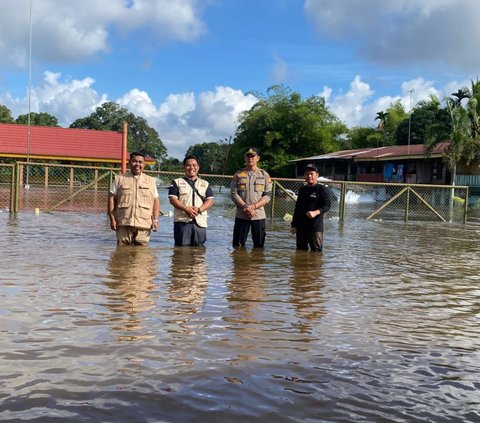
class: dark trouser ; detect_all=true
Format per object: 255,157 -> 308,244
296,228 -> 323,251
232,218 -> 266,248
174,221 -> 207,246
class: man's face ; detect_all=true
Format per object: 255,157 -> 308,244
245,154 -> 259,166
184,158 -> 199,178
304,170 -> 318,185
129,155 -> 145,175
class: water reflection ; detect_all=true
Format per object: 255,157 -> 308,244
226,249 -> 266,323
167,247 -> 208,332
289,251 -> 325,333
105,246 -> 158,340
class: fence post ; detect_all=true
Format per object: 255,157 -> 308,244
270,181 -> 276,219
404,185 -> 410,222
464,187 -> 469,223
339,182 -> 346,222
13,162 -> 20,213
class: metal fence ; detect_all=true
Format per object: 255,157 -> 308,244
0,162 -> 470,223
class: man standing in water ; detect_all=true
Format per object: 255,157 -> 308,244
108,152 -> 160,246
290,164 -> 331,251
168,155 -> 214,246
231,147 -> 272,248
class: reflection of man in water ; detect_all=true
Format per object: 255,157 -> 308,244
227,249 -> 266,320
168,247 -> 208,316
289,251 -> 325,333
106,247 -> 158,338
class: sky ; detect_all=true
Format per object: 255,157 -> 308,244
0,0 -> 479,159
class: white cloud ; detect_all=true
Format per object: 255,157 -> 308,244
0,0 -> 206,67
304,0 -> 480,71
271,55 -> 289,84
0,71 -> 257,159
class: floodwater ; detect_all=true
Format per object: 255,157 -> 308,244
1,210 -> 479,422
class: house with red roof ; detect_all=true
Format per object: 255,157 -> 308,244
291,143 -> 468,185
0,123 -> 154,165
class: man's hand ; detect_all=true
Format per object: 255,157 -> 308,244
306,210 -> 320,219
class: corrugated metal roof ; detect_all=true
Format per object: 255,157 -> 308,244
0,123 -> 123,162
291,143 -> 449,162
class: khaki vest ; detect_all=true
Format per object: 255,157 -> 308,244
115,172 -> 157,229
173,177 -> 209,228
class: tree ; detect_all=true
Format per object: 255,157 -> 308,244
229,85 -> 347,176
16,112 -> 59,126
185,141 -> 229,174
70,102 -> 167,162
0,105 -> 14,124
395,96 -> 451,145
425,83 -> 480,186
345,126 -> 378,149
158,156 -> 182,171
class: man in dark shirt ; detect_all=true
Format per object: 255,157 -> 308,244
291,164 -> 331,251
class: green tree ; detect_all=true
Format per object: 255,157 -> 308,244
70,102 -> 167,162
159,157 -> 182,171
345,126 -> 378,149
425,82 -> 480,186
185,141 -> 229,174
228,85 -> 347,176
16,112 -> 59,126
395,96 -> 451,145
0,105 -> 14,123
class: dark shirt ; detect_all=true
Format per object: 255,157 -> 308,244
291,183 -> 331,232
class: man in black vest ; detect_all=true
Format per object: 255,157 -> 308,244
290,164 -> 331,251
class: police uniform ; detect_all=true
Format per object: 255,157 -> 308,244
231,167 -> 272,247
168,177 -> 214,246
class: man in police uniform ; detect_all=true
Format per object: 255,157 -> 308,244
168,155 -> 214,246
230,147 -> 272,248
108,151 -> 160,246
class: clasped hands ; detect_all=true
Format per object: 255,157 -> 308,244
184,205 -> 201,218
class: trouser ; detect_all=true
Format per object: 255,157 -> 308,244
296,228 -> 323,252
174,221 -> 207,246
232,218 -> 266,248
116,226 -> 151,246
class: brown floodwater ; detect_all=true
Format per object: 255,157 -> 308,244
0,210 -> 479,422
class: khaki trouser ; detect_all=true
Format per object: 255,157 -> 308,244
116,226 -> 151,246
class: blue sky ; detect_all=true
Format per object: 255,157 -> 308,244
0,0 -> 478,158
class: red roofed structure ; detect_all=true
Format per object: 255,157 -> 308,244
0,123 -> 127,164
292,143 -> 456,184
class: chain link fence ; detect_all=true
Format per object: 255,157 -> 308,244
1,162 -> 470,223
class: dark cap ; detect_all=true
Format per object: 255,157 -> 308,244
245,147 -> 259,156
304,163 -> 318,173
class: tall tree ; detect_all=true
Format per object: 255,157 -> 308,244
70,102 -> 167,162
16,112 -> 59,126
0,105 -> 14,124
425,85 -> 480,186
229,85 -> 347,176
185,141 -> 229,174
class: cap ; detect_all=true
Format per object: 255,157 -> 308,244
304,163 -> 318,173
245,147 -> 259,156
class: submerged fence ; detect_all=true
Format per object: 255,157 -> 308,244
0,162 -> 470,223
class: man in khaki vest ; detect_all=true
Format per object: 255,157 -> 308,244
168,155 -> 214,246
108,152 -> 160,246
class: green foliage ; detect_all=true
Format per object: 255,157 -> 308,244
16,112 -> 59,127
346,126 -> 378,149
185,141 -> 229,174
159,157 -> 182,171
228,85 -> 347,176
70,102 -> 167,161
0,105 -> 14,124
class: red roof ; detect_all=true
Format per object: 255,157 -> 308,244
0,123 -> 124,163
292,143 -> 450,162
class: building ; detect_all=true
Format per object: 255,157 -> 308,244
292,143 -> 455,185
0,123 -> 154,166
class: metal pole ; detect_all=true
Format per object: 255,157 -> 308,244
25,0 -> 33,189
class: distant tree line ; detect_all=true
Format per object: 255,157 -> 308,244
2,80 -> 480,176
